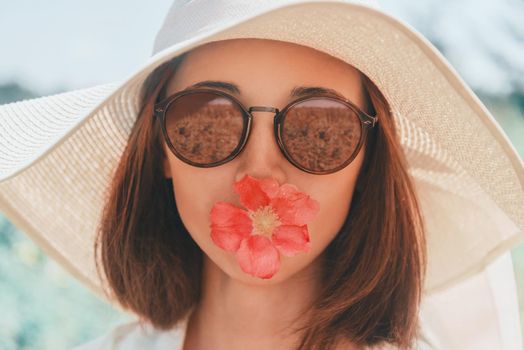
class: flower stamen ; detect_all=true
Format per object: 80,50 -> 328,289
249,206 -> 281,237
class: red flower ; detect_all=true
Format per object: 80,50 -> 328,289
209,175 -> 320,279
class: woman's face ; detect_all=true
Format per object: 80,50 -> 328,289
162,38 -> 367,284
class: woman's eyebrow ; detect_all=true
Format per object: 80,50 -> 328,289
184,80 -> 347,99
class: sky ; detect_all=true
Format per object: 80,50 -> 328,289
381,0 -> 524,95
1,0 -> 523,96
0,0 -> 172,94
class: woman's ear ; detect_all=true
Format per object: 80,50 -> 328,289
162,154 -> 172,178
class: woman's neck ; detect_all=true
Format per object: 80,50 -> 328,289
183,254 -> 325,350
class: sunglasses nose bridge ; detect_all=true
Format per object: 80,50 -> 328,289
235,106 -> 287,173
248,106 -> 279,114
243,106 -> 281,153
245,105 -> 281,141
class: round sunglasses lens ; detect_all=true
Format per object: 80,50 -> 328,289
164,92 -> 245,165
281,98 -> 362,172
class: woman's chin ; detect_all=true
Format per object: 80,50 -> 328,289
214,251 -> 318,286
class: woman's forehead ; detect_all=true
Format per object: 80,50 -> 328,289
166,38 -> 364,106
181,38 -> 360,78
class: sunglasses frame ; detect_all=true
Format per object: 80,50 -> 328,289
153,88 -> 378,175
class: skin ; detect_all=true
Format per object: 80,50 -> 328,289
161,38 -> 366,350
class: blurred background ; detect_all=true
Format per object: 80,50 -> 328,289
0,0 -> 523,348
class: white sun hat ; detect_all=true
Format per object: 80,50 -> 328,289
1,0 -> 523,348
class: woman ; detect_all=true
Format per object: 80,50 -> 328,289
0,0 -> 522,349
90,37 -> 426,349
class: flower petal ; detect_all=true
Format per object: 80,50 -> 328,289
234,175 -> 277,211
210,225 -> 248,252
270,186 -> 320,225
235,235 -> 280,279
210,201 -> 251,226
272,225 -> 311,256
258,177 -> 280,198
210,202 -> 252,251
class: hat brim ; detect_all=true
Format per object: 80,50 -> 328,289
0,1 -> 523,311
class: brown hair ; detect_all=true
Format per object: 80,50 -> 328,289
94,50 -> 427,350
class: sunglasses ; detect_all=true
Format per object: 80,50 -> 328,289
153,88 -> 378,175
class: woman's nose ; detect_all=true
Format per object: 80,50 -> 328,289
233,110 -> 287,183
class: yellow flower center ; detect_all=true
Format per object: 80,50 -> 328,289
250,206 -> 281,237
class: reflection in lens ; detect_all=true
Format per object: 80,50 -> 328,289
282,98 -> 362,172
164,92 -> 245,164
